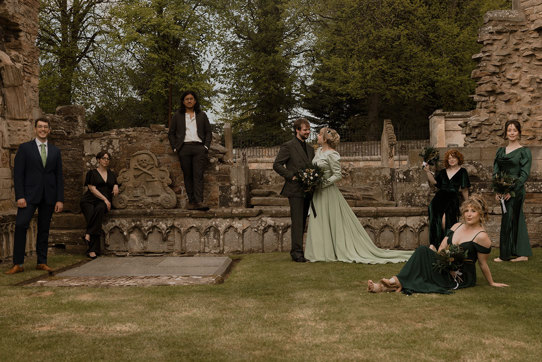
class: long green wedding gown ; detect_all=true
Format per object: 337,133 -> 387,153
305,148 -> 413,264
493,147 -> 532,260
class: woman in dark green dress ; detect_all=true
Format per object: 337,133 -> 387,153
367,195 -> 508,294
493,120 -> 532,262
424,149 -> 470,249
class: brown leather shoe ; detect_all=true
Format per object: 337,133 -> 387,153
5,265 -> 24,274
36,264 -> 54,273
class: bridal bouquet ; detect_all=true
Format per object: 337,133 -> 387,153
295,164 -> 324,196
419,146 -> 440,167
432,244 -> 469,274
492,172 -> 518,214
295,164 -> 324,217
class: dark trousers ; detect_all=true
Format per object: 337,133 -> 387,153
13,202 -> 54,265
288,196 -> 310,260
80,200 -> 107,254
178,143 -> 207,204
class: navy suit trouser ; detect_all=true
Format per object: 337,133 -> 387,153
13,201 -> 54,265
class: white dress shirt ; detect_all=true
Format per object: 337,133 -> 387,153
35,138 -> 48,157
184,113 -> 203,143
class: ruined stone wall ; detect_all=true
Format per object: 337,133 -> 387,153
464,0 -> 542,145
81,126 -> 245,210
0,0 -> 40,211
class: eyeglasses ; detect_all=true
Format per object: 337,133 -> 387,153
36,125 -> 50,129
101,157 -> 111,161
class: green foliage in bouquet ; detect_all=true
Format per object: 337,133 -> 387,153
419,146 -> 440,166
295,164 -> 324,196
492,172 -> 518,197
432,244 -> 469,274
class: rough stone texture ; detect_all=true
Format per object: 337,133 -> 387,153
48,106 -> 86,213
0,213 -> 37,262
429,110 -> 470,147
0,0 -> 40,211
462,1 -> 542,146
113,150 -> 177,209
82,126 -> 247,210
98,208 -> 429,255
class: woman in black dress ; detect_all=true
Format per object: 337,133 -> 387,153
424,149 -> 470,249
80,151 -> 118,258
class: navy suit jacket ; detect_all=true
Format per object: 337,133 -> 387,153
13,140 -> 64,205
168,110 -> 212,151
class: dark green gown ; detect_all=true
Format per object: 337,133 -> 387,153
493,147 -> 532,260
396,226 -> 490,294
428,168 -> 470,248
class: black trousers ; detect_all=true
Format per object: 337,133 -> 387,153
178,143 -> 207,204
13,202 -> 54,265
80,200 -> 107,254
288,196 -> 310,260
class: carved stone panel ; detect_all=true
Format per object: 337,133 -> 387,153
113,150 -> 177,209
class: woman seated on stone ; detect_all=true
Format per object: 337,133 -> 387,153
367,194 -> 508,294
80,151 -> 119,259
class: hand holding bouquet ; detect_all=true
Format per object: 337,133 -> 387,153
492,172 -> 517,214
294,164 -> 324,216
432,244 -> 468,274
294,164 -> 324,196
419,146 -> 440,167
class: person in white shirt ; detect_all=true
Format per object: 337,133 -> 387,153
168,91 -> 212,210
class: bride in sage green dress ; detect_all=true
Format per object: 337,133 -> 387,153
304,127 -> 413,264
367,195 -> 508,294
493,120 -> 532,262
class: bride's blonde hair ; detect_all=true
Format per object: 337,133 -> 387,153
320,127 -> 340,149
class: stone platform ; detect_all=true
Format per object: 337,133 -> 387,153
29,256 -> 232,287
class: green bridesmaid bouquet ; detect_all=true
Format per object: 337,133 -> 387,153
492,172 -> 518,214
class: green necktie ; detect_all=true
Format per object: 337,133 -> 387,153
40,143 -> 47,167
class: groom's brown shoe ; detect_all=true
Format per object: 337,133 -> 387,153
36,264 -> 54,273
5,265 -> 24,274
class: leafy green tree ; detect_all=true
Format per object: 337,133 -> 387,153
108,0 -> 217,127
303,0 -> 509,140
38,0 -> 107,113
213,0 -> 308,146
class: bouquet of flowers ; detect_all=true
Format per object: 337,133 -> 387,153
294,163 -> 324,216
492,172 -> 518,214
419,146 -> 440,167
432,244 -> 469,274
295,164 -> 324,196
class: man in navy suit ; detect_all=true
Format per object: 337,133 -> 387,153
168,91 -> 212,211
5,117 -> 64,274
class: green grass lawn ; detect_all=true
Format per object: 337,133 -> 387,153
1,249 -> 541,361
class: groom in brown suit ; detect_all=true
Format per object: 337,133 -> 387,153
273,118 -> 314,262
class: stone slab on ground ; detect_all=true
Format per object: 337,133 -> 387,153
28,256 -> 232,287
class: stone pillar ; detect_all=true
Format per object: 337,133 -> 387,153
381,119 -> 396,168
0,0 -> 40,211
48,105 -> 86,212
429,110 -> 446,147
223,123 -> 233,162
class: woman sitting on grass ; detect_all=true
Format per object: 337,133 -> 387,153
367,195 -> 508,294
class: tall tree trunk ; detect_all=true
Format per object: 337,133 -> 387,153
367,93 -> 380,140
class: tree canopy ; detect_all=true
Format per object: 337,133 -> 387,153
38,0 -> 510,139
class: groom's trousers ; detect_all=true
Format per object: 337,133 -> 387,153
288,196 -> 310,260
